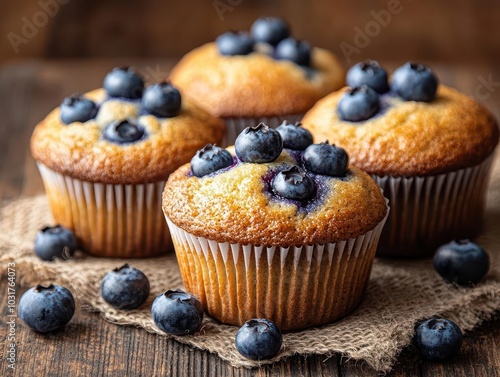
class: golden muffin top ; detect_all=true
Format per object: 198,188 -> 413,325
162,123 -> 387,247
169,18 -> 344,118
302,61 -> 499,177
30,68 -> 225,184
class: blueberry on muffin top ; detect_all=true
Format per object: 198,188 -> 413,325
163,123 -> 387,246
169,17 -> 345,118
30,67 -> 225,184
302,61 -> 499,176
339,61 -> 438,123
216,17 -> 311,67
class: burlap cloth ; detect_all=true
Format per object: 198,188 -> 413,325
1,156 -> 499,373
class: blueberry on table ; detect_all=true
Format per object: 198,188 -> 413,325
275,37 -> 311,66
103,119 -> 145,144
34,225 -> 77,261
415,318 -> 463,361
272,166 -> 315,201
18,284 -> 75,333
216,31 -> 254,56
434,240 -> 489,285
103,66 -> 145,99
235,318 -> 283,360
302,142 -> 348,177
190,144 -> 233,178
276,121 -> 313,151
235,123 -> 283,163
151,289 -> 204,335
250,17 -> 290,46
346,60 -> 389,94
100,264 -> 150,310
337,85 -> 380,122
141,82 -> 182,118
60,94 -> 98,124
391,62 -> 438,102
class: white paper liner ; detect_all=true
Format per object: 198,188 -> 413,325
165,208 -> 388,331
373,154 -> 495,257
37,163 -> 171,257
222,114 -> 304,147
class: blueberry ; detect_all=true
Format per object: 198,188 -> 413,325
276,121 -> 313,151
151,289 -> 204,336
302,142 -> 348,177
100,264 -> 150,310
235,123 -> 283,163
103,119 -> 145,144
337,85 -> 380,122
18,284 -> 75,333
391,62 -> 438,102
275,37 -> 311,66
141,82 -> 182,118
272,166 -> 315,201
415,318 -> 463,361
103,67 -> 144,99
34,225 -> 77,261
235,319 -> 282,360
216,31 -> 254,56
250,17 -> 290,46
190,144 -> 233,178
60,94 -> 98,124
346,60 -> 389,94
434,240 -> 490,285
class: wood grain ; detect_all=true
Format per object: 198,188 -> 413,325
2,0 -> 500,66
0,60 -> 499,377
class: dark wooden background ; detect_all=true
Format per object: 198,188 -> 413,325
2,0 -> 500,65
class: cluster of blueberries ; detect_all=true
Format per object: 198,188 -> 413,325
338,60 -> 438,122
18,260 -> 283,360
24,222 -> 491,361
216,17 -> 311,66
59,67 -> 182,144
191,122 -> 348,202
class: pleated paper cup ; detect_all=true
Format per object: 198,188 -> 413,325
37,163 -> 171,258
165,207 -> 388,331
221,114 -> 304,147
374,154 -> 495,258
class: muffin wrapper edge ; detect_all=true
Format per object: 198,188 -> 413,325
37,162 -> 171,258
373,153 -> 495,257
164,201 -> 389,331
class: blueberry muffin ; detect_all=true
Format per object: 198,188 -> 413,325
162,123 -> 388,330
31,67 -> 225,257
169,17 -> 345,146
302,61 -> 499,257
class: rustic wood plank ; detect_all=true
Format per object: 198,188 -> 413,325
0,64 -> 34,204
341,347 -> 421,377
3,1 -> 500,65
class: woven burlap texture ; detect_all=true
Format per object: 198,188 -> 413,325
1,156 -> 499,373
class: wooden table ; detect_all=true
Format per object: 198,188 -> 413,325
0,59 -> 499,377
